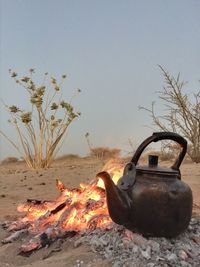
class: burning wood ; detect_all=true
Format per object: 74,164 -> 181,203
1,161 -> 123,254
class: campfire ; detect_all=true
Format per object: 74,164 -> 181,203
1,159 -> 200,267
1,161 -> 124,254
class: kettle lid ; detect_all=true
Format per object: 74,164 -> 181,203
136,155 -> 180,176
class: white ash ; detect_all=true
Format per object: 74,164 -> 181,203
73,218 -> 200,267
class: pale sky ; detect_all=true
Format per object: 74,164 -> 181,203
0,0 -> 200,159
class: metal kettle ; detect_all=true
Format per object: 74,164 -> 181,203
97,132 -> 193,237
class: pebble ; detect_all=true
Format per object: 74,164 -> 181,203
141,246 -> 151,260
146,263 -> 155,267
166,253 -> 177,261
112,262 -> 121,267
148,240 -> 160,253
132,245 -> 139,254
180,261 -> 192,267
178,250 -> 188,260
192,235 -> 200,245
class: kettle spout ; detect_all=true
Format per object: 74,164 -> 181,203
96,171 -> 130,225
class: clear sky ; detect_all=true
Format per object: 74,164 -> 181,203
0,0 -> 200,159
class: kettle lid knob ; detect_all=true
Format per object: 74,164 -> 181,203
149,155 -> 158,167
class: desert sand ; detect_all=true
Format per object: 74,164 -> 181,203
0,157 -> 199,267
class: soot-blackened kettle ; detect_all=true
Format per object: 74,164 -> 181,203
97,132 -> 193,237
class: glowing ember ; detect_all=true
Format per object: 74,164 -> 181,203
2,160 -> 124,252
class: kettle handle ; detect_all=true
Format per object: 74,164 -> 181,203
131,132 -> 187,170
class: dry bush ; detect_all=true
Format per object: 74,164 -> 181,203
140,66 -> 200,163
1,156 -> 19,164
0,69 -> 81,169
159,150 -> 175,161
56,154 -> 81,160
90,147 -> 121,160
84,132 -> 121,160
159,141 -> 180,161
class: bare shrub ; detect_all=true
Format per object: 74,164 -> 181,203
90,147 -> 121,160
159,141 -> 180,161
159,150 -> 175,161
1,157 -> 19,165
84,132 -> 121,160
139,66 -> 200,163
56,154 -> 80,160
0,69 -> 81,169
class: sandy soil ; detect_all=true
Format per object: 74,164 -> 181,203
0,157 -> 199,267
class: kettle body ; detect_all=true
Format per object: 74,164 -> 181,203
97,132 -> 193,237
121,164 -> 192,237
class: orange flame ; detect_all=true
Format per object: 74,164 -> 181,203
14,160 -> 124,234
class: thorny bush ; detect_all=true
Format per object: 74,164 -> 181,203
140,66 -> 200,163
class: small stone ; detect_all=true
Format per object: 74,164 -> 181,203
180,261 -> 192,267
147,263 -> 155,267
192,235 -> 200,245
113,262 -> 121,267
74,237 -> 84,248
104,247 -> 113,258
188,225 -> 193,231
124,229 -> 135,240
132,244 -> 139,254
148,240 -> 160,252
132,233 -> 148,246
141,246 -> 151,260
178,250 -> 188,260
155,256 -> 165,261
166,253 -> 177,261
99,236 -> 108,246
184,244 -> 192,251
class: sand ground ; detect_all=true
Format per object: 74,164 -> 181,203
0,157 -> 199,267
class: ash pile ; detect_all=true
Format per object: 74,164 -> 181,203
1,217 -> 200,267
73,218 -> 200,267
